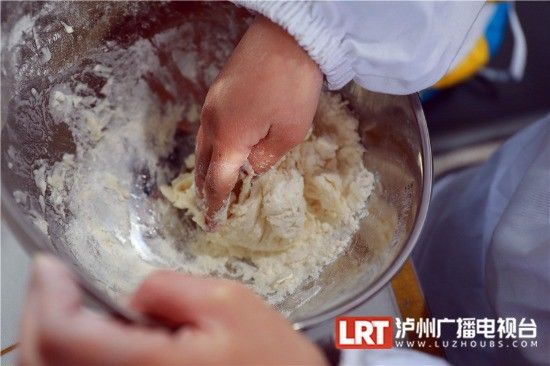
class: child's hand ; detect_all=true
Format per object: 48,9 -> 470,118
195,16 -> 322,229
19,255 -> 327,365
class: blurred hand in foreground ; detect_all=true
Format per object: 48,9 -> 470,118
195,15 -> 322,229
18,255 -> 327,365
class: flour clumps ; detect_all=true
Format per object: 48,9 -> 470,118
11,13 -> 375,305
161,93 -> 375,299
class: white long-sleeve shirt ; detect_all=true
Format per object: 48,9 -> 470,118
236,1 -> 484,94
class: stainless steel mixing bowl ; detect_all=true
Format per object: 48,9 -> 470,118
1,2 -> 432,331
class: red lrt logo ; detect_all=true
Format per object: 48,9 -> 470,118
335,317 -> 393,349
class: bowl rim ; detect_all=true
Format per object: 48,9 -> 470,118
1,92 -> 432,330
293,92 -> 433,330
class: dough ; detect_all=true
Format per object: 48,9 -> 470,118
161,92 -> 375,253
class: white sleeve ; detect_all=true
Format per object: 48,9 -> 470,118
234,1 -> 485,95
340,349 -> 451,366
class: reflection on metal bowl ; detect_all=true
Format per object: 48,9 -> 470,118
1,2 -> 431,332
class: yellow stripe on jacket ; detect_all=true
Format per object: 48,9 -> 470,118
434,37 -> 490,89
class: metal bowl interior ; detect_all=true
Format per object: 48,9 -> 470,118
1,2 -> 432,330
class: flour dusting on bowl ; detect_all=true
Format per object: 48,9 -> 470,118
24,20 -> 373,304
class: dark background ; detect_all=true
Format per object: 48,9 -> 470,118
424,2 -> 550,154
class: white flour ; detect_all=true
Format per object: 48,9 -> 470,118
161,93 -> 375,300
25,21 -> 374,304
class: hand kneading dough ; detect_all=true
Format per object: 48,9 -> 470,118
161,93 -> 374,253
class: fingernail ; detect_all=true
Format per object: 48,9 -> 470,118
196,195 -> 206,211
204,217 -> 218,232
204,211 -> 217,232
